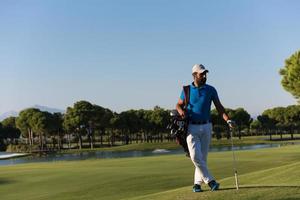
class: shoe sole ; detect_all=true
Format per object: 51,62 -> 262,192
193,189 -> 202,192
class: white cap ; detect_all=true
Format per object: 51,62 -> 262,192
192,64 -> 209,74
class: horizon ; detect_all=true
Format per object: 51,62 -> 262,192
1,0 -> 299,118
1,101 -> 298,121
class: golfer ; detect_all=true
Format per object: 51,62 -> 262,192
176,64 -> 233,192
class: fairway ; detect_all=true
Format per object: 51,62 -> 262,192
0,145 -> 300,200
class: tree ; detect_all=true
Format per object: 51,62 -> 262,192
263,107 -> 286,124
1,117 -> 21,144
263,105 -> 300,139
250,120 -> 262,136
279,50 -> 300,102
16,108 -> 40,148
63,107 -> 76,149
148,106 -> 169,142
230,108 -> 252,139
30,111 -> 49,151
100,108 -> 114,145
92,106 -> 113,147
257,114 -> 277,140
143,110 -> 156,143
63,101 -> 94,149
116,111 -> 132,144
134,109 -> 148,143
211,109 -> 227,139
281,105 -> 300,139
0,122 -> 5,150
50,113 -> 64,150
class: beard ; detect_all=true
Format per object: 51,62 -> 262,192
197,78 -> 206,85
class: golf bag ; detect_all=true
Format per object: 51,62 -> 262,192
167,85 -> 190,157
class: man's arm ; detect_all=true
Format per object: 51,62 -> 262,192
213,98 -> 231,124
176,98 -> 185,118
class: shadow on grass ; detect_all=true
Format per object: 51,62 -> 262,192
218,185 -> 300,191
0,178 -> 15,185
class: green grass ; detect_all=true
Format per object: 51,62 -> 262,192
130,163 -> 300,200
0,145 -> 300,200
59,141 -> 181,154
59,135 -> 300,154
212,135 -> 300,147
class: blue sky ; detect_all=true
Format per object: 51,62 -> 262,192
0,0 -> 299,117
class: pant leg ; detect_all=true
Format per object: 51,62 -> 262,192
194,167 -> 203,185
186,124 -> 202,185
187,124 -> 214,185
199,123 -> 214,183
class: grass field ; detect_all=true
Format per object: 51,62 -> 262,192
0,144 -> 300,200
59,135 -> 300,154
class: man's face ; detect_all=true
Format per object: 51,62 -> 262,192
193,72 -> 207,85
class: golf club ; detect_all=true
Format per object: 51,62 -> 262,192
230,127 -> 239,190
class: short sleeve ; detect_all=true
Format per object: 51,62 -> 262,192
180,89 -> 185,101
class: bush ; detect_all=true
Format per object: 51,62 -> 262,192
6,144 -> 40,153
0,139 -> 7,151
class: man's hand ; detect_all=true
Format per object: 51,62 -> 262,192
176,99 -> 186,119
226,120 -> 235,129
177,108 -> 186,118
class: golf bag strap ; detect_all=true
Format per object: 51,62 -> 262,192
183,85 -> 190,109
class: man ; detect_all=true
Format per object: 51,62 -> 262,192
176,64 -> 234,192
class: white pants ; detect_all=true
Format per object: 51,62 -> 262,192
186,123 -> 214,185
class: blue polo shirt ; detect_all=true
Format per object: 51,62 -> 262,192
180,83 -> 219,122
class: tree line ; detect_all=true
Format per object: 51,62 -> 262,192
1,100 -> 300,152
251,105 -> 300,140
0,101 -> 170,152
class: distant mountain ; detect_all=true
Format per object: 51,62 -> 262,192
0,105 -> 65,121
32,105 -> 65,114
0,111 -> 18,121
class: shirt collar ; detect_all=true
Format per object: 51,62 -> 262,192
191,82 -> 206,89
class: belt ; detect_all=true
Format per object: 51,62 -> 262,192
189,120 -> 211,125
